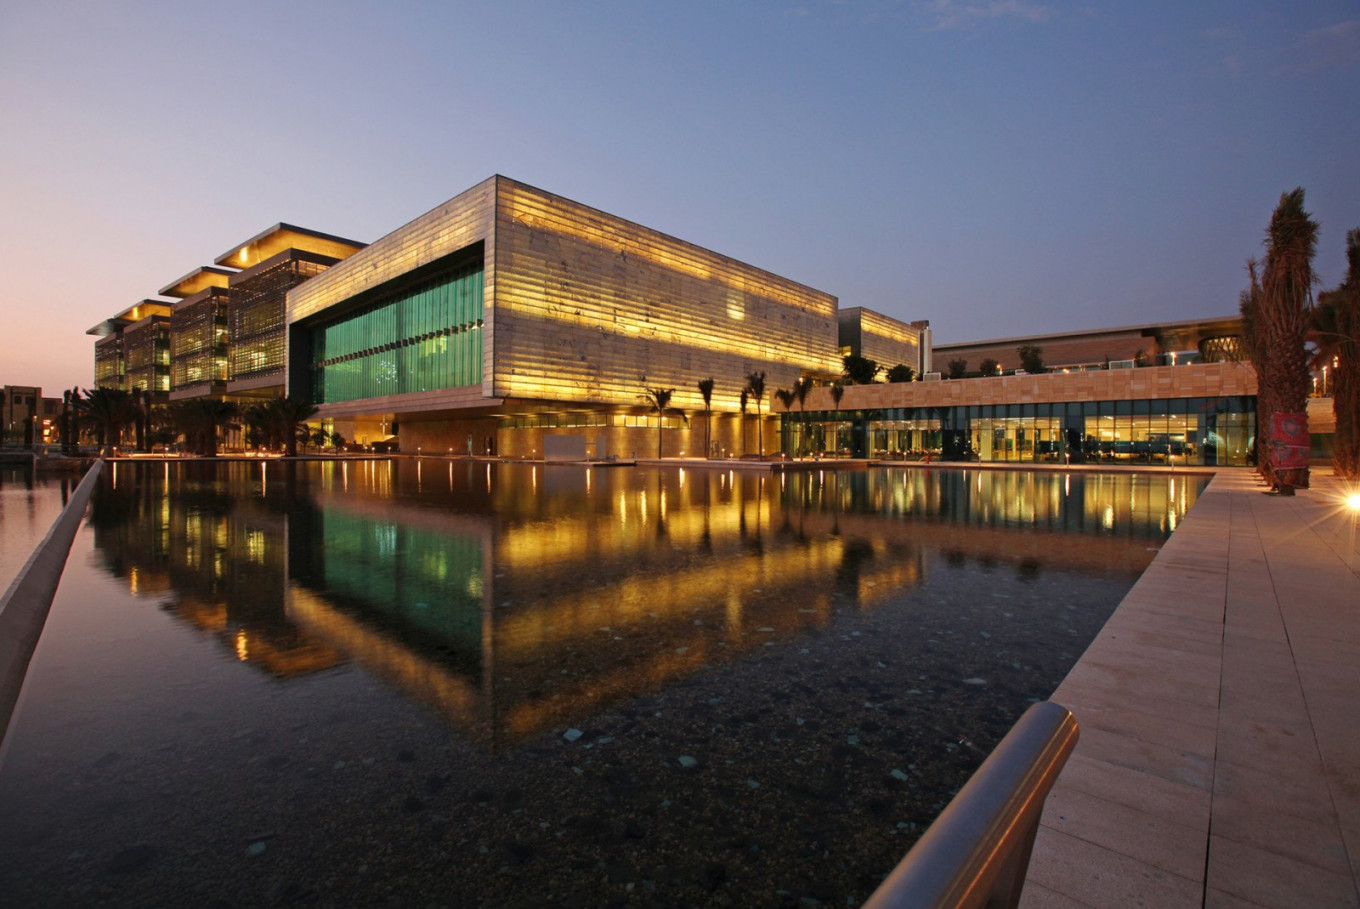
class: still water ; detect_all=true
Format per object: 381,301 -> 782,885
0,461 -> 1206,908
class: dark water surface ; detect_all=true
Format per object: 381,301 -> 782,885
0,461 -> 1205,908
0,466 -> 76,593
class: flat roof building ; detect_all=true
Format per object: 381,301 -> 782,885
216,224 -> 365,399
87,300 -> 175,395
160,266 -> 236,401
288,175 -> 843,457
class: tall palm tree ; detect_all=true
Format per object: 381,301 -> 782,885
793,378 -> 811,457
1257,188 -> 1318,492
641,386 -> 675,459
745,371 -> 766,457
78,387 -> 140,457
1314,228 -> 1360,478
1239,260 -> 1272,478
739,389 -> 749,456
773,388 -> 795,458
830,382 -> 845,458
697,377 -> 715,459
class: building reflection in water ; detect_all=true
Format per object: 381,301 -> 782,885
89,461 -> 1205,747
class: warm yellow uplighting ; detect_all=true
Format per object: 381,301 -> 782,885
1346,493 -> 1360,512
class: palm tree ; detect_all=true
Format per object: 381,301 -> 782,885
309,427 -> 331,452
172,398 -> 239,457
78,387 -> 140,457
1239,260 -> 1271,479
640,386 -> 675,459
745,371 -> 766,457
830,382 -> 845,458
773,388 -> 795,457
697,377 -> 715,459
793,378 -> 811,457
1256,188 -> 1318,492
739,389 -> 749,456
268,396 -> 319,458
1314,228 -> 1360,478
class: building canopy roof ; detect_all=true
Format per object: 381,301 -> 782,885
86,299 -> 174,336
214,223 -> 366,270
159,265 -> 236,298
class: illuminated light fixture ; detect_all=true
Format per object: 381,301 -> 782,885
1347,493 -> 1360,512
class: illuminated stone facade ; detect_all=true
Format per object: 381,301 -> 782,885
289,176 -> 842,456
837,307 -> 929,376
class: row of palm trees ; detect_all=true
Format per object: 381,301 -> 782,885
643,371 -> 851,460
73,389 -> 329,458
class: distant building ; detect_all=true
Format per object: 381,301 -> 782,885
86,300 -> 175,396
933,316 -> 1245,375
782,316 -> 1256,466
2,385 -> 64,446
837,307 -> 931,377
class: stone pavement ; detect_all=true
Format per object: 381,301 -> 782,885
1020,467 -> 1360,908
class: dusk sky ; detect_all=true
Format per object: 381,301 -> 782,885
2,0 -> 1357,393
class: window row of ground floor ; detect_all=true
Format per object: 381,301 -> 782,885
326,394 -> 1257,468
780,396 -> 1257,466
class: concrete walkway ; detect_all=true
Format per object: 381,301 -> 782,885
1021,467 -> 1360,908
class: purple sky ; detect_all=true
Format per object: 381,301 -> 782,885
2,0 -> 1357,393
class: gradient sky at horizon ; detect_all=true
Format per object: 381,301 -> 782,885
2,0 -> 1357,393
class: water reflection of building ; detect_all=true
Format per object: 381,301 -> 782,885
282,462 -> 1196,746
87,462 -> 1201,747
89,461 -> 343,678
286,465 -> 898,746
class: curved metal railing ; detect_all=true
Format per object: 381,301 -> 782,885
863,700 -> 1079,909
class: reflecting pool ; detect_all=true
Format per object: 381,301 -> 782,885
0,461 -> 1206,907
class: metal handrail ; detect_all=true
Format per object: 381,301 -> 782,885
863,700 -> 1079,909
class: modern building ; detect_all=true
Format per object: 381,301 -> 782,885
160,266 -> 236,401
778,356 -> 1257,466
933,316 -> 1245,375
88,227 -> 364,408
216,224 -> 366,400
837,307 -> 931,377
84,175 -> 1265,468
288,175 -> 844,457
87,300 -> 175,395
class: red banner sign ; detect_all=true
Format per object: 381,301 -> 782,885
1268,412 -> 1309,471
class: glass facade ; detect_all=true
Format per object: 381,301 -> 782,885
782,396 -> 1257,467
230,256 -> 333,385
171,288 -> 230,392
311,261 -> 485,403
123,318 -> 172,394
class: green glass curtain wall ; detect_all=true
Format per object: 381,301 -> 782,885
311,262 -> 485,403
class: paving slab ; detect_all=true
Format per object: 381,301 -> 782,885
1020,467 -> 1360,909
